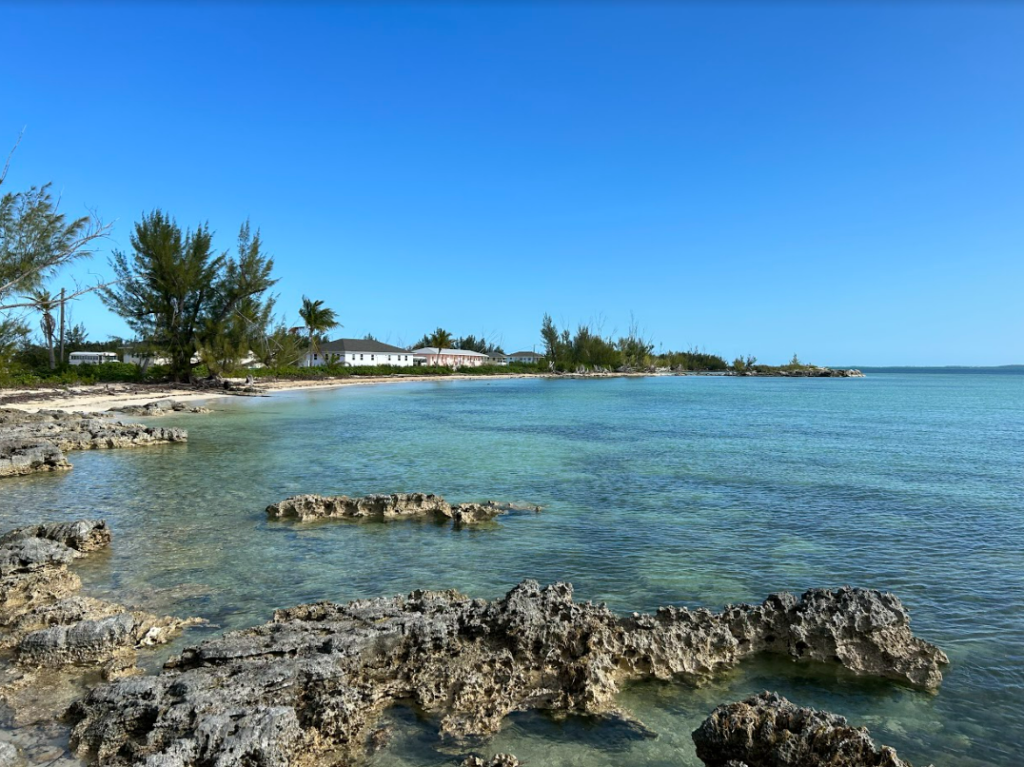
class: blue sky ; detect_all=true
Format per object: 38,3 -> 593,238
2,2 -> 1022,365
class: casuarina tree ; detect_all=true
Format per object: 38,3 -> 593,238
100,210 -> 277,382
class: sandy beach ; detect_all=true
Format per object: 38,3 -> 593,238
0,373 -> 560,413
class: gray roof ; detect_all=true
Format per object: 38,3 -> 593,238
510,350 -> 542,357
411,347 -> 489,357
319,338 -> 409,354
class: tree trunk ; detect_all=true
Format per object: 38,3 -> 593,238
58,288 -> 65,366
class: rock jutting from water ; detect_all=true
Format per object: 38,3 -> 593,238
0,408 -> 187,478
266,492 -> 541,526
111,400 -> 211,416
693,691 -> 928,767
67,580 -> 946,767
0,520 -> 201,728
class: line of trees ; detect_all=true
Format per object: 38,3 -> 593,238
540,313 -> 655,371
411,328 -> 505,355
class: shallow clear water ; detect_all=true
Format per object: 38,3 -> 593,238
2,372 -> 1022,766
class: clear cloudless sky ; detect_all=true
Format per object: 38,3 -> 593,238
2,1 -> 1022,365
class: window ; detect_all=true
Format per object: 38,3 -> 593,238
360,354 -> 364,360
313,353 -> 318,360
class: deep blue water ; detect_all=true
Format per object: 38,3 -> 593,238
2,372 -> 1022,766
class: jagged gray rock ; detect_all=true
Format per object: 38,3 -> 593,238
0,438 -> 71,478
68,581 -> 945,767
0,408 -> 186,478
112,400 -> 210,416
693,692 -> 928,767
0,521 -> 200,725
0,520 -> 111,553
267,492 -> 540,526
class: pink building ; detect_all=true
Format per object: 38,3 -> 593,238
412,347 -> 491,367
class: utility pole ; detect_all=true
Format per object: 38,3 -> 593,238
59,286 -> 66,365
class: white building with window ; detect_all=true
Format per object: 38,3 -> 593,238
509,351 -> 544,364
412,348 -> 491,367
303,338 -> 415,367
69,352 -> 119,366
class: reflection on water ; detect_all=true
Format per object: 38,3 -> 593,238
2,373 -> 1022,766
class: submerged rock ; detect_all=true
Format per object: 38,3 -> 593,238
68,581 -> 945,767
0,409 -> 186,478
267,492 -> 540,526
693,692 -> 927,767
462,755 -> 521,767
0,521 -> 200,724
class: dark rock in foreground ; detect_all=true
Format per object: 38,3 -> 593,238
693,692 -> 928,767
0,520 -> 200,725
0,439 -> 70,478
0,408 -> 187,478
267,492 -> 541,526
68,581 -> 945,767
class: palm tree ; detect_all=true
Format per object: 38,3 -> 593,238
425,327 -> 453,366
298,296 -> 340,365
24,288 -> 58,369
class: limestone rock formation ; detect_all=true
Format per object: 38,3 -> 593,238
112,400 -> 210,416
267,492 -> 540,526
0,439 -> 70,478
67,581 -> 945,767
0,408 -> 187,478
0,520 -> 200,724
693,692 -> 927,767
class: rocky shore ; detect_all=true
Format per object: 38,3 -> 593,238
67,580 -> 945,766
0,520 -> 200,732
267,492 -> 542,526
0,408 -> 187,478
692,692 -> 928,767
465,692 -> 929,767
110,399 -> 210,416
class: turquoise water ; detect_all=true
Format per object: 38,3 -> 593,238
2,373 -> 1022,766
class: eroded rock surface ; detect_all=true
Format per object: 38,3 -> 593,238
112,400 -> 210,416
0,521 -> 200,725
0,439 -> 70,478
462,756 -> 521,767
68,581 -> 945,767
0,409 -> 186,478
267,492 -> 540,526
693,692 -> 927,767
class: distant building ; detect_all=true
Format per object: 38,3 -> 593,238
412,348 -> 491,368
122,348 -> 171,369
509,351 -> 544,364
487,351 -> 509,365
304,338 -> 415,367
69,352 -> 118,366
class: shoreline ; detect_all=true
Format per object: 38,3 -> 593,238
0,368 -> 862,413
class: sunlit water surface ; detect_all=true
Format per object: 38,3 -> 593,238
2,373 -> 1022,766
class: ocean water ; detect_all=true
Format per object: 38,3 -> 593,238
2,372 -> 1022,766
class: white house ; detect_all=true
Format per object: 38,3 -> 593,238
487,351 -> 509,365
69,352 -> 119,366
303,338 -> 415,367
509,351 -> 544,364
412,348 -> 491,367
122,349 -> 171,369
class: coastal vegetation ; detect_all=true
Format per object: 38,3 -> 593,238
100,211 -> 277,382
0,140 -> 841,388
